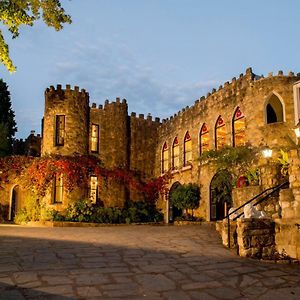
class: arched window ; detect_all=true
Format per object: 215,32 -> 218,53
172,137 -> 180,169
161,142 -> 169,173
265,93 -> 284,124
215,116 -> 226,150
200,123 -> 209,154
233,107 -> 246,147
184,131 -> 192,166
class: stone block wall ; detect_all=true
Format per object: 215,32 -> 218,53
275,219 -> 300,260
90,99 -> 129,169
42,85 -> 89,156
237,218 -> 276,259
216,220 -> 237,249
156,69 -> 298,221
232,185 -> 262,208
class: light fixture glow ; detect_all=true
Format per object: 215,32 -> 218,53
262,148 -> 273,158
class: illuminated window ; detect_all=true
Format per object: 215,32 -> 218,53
89,176 -> 98,204
172,137 -> 180,169
265,94 -> 284,124
233,107 -> 246,147
200,123 -> 209,154
184,131 -> 192,166
215,116 -> 226,150
53,174 -> 63,203
91,124 -> 99,153
55,115 -> 65,146
162,142 -> 169,173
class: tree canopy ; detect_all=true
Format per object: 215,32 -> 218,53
171,183 -> 200,216
0,79 -> 17,156
0,0 -> 71,72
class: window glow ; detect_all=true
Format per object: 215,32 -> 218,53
215,116 -> 226,150
233,107 -> 246,147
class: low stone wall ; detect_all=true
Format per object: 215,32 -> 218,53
237,218 -> 275,259
232,185 -> 262,208
216,220 -> 237,249
275,218 -> 300,260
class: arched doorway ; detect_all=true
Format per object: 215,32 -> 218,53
168,182 -> 182,222
10,185 -> 20,221
210,171 -> 232,221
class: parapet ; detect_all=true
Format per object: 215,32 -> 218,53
160,67 -> 299,128
45,84 -> 89,98
130,111 -> 160,124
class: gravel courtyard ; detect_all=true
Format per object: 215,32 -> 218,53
0,223 -> 299,299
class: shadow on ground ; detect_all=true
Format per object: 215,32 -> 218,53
0,224 -> 299,299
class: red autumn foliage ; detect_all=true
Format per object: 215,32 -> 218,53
0,155 -> 171,203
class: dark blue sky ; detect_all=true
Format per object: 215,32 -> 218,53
1,0 -> 300,138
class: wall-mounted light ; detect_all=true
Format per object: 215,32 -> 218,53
262,147 -> 273,158
294,120 -> 300,139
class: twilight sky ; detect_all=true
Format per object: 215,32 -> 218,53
1,0 -> 300,138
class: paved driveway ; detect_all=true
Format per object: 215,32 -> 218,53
0,223 -> 299,299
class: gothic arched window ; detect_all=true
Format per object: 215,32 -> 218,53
184,131 -> 192,166
200,123 -> 209,155
233,107 -> 246,147
265,94 -> 284,124
172,137 -> 180,169
162,142 -> 169,173
215,116 -> 226,150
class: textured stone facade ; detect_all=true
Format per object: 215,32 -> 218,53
237,218 -> 276,259
3,68 -> 300,223
156,68 -> 299,221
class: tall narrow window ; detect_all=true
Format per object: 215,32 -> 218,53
55,115 -> 65,146
91,124 -> 99,153
200,123 -> 209,155
215,116 -> 226,150
53,174 -> 63,203
184,131 -> 192,166
265,94 -> 284,124
89,176 -> 98,204
233,107 -> 246,147
172,137 -> 180,169
162,142 -> 169,173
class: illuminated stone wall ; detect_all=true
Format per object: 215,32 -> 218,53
155,68 -> 300,220
42,85 -> 89,156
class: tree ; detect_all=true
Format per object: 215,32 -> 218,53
0,0 -> 72,72
171,183 -> 200,217
0,79 -> 17,156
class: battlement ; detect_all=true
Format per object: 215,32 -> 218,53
160,67 -> 300,128
130,112 -> 160,124
45,84 -> 89,98
90,97 -> 128,111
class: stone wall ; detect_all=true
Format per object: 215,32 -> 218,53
156,68 -> 299,220
42,85 -> 89,156
237,218 -> 276,259
275,219 -> 300,260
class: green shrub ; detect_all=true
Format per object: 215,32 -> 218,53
14,208 -> 29,224
171,184 -> 200,216
60,199 -> 163,224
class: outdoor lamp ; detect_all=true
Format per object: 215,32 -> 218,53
262,147 -> 273,158
294,120 -> 300,139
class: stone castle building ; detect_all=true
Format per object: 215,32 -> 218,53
2,67 -> 300,259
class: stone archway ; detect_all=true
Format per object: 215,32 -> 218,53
10,185 -> 20,221
168,181 -> 182,223
210,171 -> 232,221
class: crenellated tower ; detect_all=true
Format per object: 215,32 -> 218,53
42,84 -> 90,156
90,98 -> 129,169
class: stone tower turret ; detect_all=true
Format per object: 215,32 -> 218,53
42,84 -> 89,156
